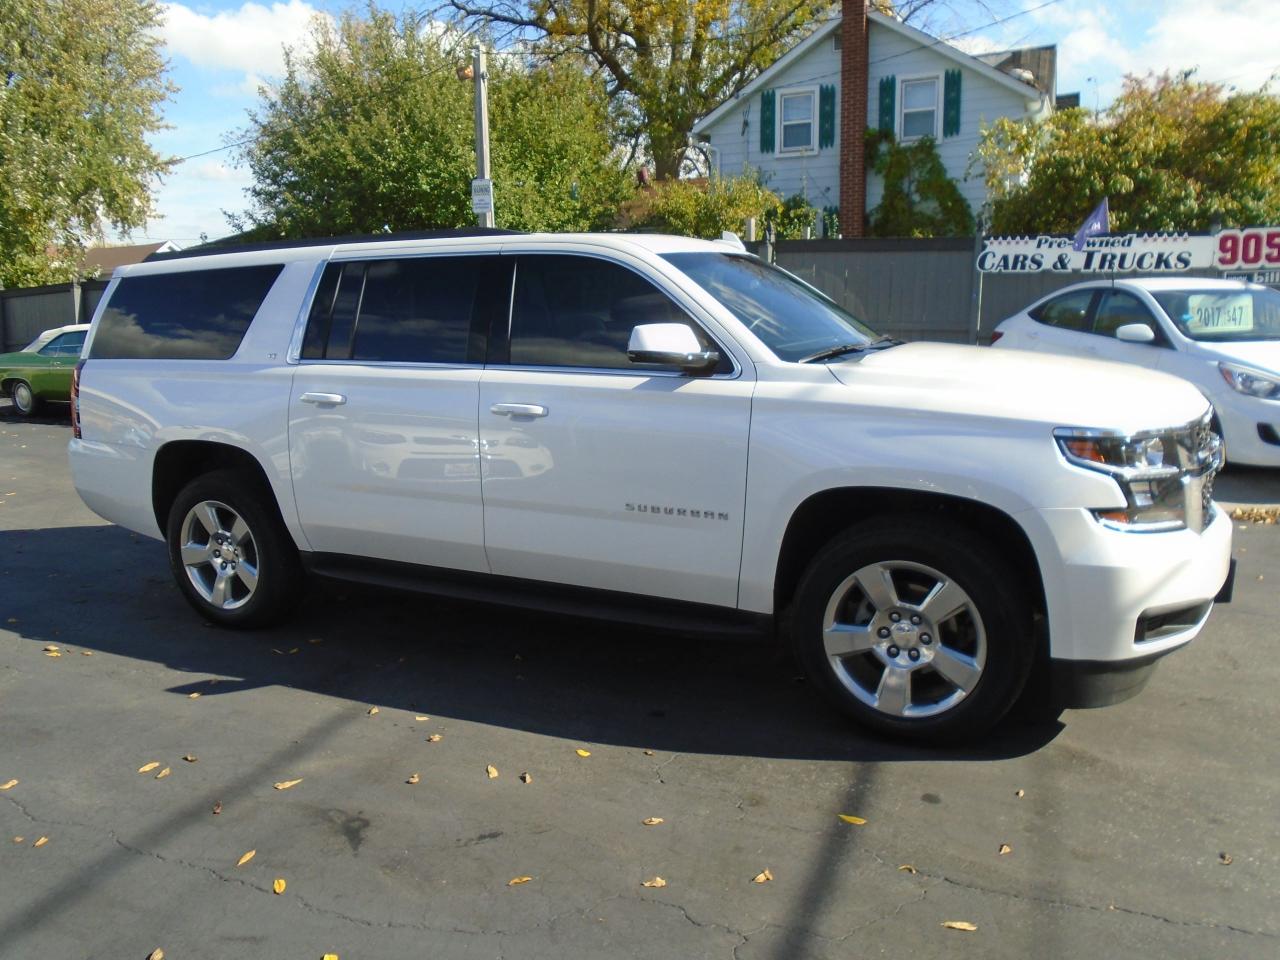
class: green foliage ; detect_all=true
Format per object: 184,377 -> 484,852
865,129 -> 973,237
230,4 -> 633,238
976,72 -> 1280,234
0,0 -> 172,287
629,176 -> 779,239
769,193 -> 820,240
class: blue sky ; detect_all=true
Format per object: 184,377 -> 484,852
134,0 -> 1280,244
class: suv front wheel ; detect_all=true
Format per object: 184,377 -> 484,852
166,469 -> 304,628
791,517 -> 1033,742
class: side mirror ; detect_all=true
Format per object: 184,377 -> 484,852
1115,323 -> 1156,344
627,323 -> 720,374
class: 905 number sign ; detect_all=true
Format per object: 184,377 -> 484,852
1217,228 -> 1280,268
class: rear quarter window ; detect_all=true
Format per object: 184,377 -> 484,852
90,264 -> 284,360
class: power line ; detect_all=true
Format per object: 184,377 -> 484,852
869,0 -> 1070,66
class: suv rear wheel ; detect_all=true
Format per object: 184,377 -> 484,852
166,470 -> 304,627
790,517 -> 1033,742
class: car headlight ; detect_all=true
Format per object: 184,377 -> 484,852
1054,428 -> 1186,531
1219,361 -> 1280,399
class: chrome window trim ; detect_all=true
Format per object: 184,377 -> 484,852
286,261 -> 329,364
294,358 -> 485,371
486,363 -> 741,381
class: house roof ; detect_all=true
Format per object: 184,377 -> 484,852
81,241 -> 178,274
694,10 -> 1045,135
976,45 -> 1056,96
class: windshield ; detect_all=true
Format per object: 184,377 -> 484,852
662,253 -> 877,362
1152,286 -> 1280,342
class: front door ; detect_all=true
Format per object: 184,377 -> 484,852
289,253 -> 500,571
478,252 -> 753,607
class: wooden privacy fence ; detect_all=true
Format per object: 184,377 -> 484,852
1,280 -> 109,352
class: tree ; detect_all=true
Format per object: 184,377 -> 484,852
0,0 -> 172,287
975,72 -> 1280,235
230,5 -> 632,237
867,130 -> 972,236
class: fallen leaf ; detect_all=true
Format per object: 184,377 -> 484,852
837,814 -> 867,825
1219,852 -> 1233,865
322,955 -> 339,960
12,837 -> 24,844
44,650 -> 61,658
519,772 -> 532,784
752,868 -> 774,884
1015,789 -> 1025,798
942,921 -> 977,932
81,650 -> 94,656
0,779 -> 18,790
182,754 -> 198,763
575,748 -> 591,758
271,648 -> 284,655
5,617 -> 16,623
415,716 -> 430,722
998,843 -> 1012,856
43,644 -> 59,652
641,817 -> 664,826
155,766 -> 171,780
427,733 -> 442,743
643,749 -> 654,756
641,876 -> 667,888
273,877 -> 287,894
406,773 -> 420,784
898,864 -> 918,874
486,764 -> 498,779
507,876 -> 533,886
33,836 -> 49,848
137,762 -> 159,774
307,637 -> 323,644
237,849 -> 256,867
367,706 -> 380,716
146,949 -> 165,960
188,692 -> 201,699
273,778 -> 303,790
288,648 -> 299,654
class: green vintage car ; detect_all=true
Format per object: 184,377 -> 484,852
0,324 -> 89,416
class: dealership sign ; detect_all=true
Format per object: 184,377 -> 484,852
977,227 -> 1280,274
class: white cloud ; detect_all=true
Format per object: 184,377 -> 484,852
160,1 -> 325,78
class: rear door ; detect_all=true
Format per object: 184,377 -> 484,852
288,252 -> 502,571
477,251 -> 753,607
1025,288 -> 1100,358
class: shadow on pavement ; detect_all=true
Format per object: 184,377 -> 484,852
1214,463 -> 1280,507
1,523 -> 1062,763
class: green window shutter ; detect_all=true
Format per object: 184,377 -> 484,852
878,76 -> 896,134
818,84 -> 836,149
943,69 -> 962,137
760,89 -> 775,154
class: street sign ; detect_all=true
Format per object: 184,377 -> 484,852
471,178 -> 493,215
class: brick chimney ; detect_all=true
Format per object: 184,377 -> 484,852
839,0 -> 869,237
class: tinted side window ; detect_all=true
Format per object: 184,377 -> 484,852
508,255 -> 713,370
351,257 -> 481,363
1031,291 -> 1095,332
1093,291 -> 1158,339
91,265 -> 283,360
39,333 -> 81,357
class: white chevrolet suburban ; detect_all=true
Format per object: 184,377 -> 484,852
68,230 -> 1234,740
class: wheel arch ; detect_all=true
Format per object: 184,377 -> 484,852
773,487 -> 1047,627
152,440 -> 285,536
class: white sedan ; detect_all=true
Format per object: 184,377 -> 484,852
992,278 -> 1280,467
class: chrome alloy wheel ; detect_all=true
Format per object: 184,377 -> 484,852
179,500 -> 260,610
821,560 -> 986,719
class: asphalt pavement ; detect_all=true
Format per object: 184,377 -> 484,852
1,406 -> 1277,960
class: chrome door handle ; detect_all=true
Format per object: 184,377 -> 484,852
300,392 -> 347,405
490,402 -> 548,418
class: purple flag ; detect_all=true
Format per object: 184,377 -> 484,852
1072,197 -> 1110,251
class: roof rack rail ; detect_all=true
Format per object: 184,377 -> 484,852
144,227 -> 524,262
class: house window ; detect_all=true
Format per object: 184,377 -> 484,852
900,77 -> 939,141
778,88 -> 817,152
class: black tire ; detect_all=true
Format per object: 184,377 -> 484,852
789,516 -> 1034,743
165,469 -> 304,628
10,380 -> 39,417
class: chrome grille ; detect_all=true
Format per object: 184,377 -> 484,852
1176,413 -> 1222,533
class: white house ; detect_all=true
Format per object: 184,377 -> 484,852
691,1 -> 1063,235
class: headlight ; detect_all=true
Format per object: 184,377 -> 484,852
1219,361 -> 1280,399
1054,427 -> 1186,531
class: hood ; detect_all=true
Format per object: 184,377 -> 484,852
825,342 -> 1210,433
1185,339 -> 1280,374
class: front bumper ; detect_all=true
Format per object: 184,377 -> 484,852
1020,502 -> 1233,675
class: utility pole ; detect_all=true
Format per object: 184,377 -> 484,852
471,47 -> 495,229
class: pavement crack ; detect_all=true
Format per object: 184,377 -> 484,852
651,752 -> 683,785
